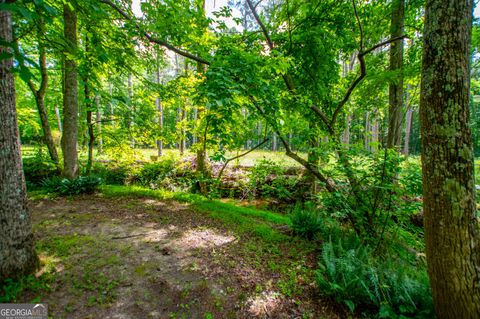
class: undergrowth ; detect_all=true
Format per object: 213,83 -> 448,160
316,235 -> 433,318
41,176 -> 103,195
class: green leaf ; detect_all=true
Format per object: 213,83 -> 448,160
379,304 -> 397,318
344,300 -> 355,313
0,51 -> 13,61
19,66 -> 33,82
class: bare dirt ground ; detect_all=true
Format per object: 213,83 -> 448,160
25,194 -> 344,319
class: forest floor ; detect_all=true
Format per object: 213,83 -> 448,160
23,188 -> 345,319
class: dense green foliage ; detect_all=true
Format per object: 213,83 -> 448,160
317,237 -> 433,318
41,176 -> 102,195
5,0 -> 479,317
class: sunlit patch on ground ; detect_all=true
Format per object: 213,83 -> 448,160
142,228 -> 169,242
246,290 -> 281,317
173,229 -> 236,249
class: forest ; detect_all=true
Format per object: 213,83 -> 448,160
1,0 -> 479,318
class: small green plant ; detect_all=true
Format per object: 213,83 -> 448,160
42,176 -> 102,195
1,268 -> 55,303
290,207 -> 324,240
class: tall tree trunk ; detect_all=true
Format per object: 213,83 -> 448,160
0,7 -> 38,282
403,86 -> 412,156
155,51 -> 163,157
342,114 -> 351,145
196,61 -> 207,179
371,118 -> 379,152
403,107 -> 412,156
192,106 -> 198,145
128,73 -> 134,149
306,135 -> 319,193
364,111 -> 370,151
195,0 -> 209,194
27,9 -> 59,165
84,80 -> 94,175
179,107 -> 186,156
61,3 -> 79,180
55,102 -> 62,133
420,0 -> 480,317
109,82 -> 114,127
96,95 -> 102,154
272,132 -> 277,151
386,0 -> 405,149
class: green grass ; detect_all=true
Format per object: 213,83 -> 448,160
222,149 -> 305,167
100,185 -> 291,242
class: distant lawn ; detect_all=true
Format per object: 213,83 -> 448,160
21,144 -> 305,167
20,144 -> 480,184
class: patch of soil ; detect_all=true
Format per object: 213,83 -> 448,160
25,194 -> 343,319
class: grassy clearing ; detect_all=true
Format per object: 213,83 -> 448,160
98,185 -> 319,306
2,186 -> 328,317
100,185 -> 291,242
21,144 -> 305,167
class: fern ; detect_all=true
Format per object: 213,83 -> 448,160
315,237 -> 434,317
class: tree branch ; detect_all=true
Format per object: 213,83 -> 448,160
216,138 -> 269,181
362,35 -> 408,56
99,0 -> 210,65
248,96 -> 336,192
352,0 -> 363,52
310,104 -> 334,135
246,0 -> 295,91
329,2 -> 408,128
246,0 -> 273,49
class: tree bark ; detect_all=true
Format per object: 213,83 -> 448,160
364,111 -> 370,151
386,0 -> 405,149
128,73 -> 135,149
155,51 -> 163,157
27,9 -> 59,164
96,95 -> 102,154
195,0 -> 208,183
420,0 -> 480,317
55,102 -> 62,133
0,7 -> 38,282
196,61 -> 208,182
342,114 -> 351,145
61,3 -> 79,180
84,79 -> 94,175
109,82 -> 114,127
371,117 -> 379,152
179,107 -> 186,156
403,86 -> 412,156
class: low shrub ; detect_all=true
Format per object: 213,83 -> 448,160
136,156 -> 177,187
41,176 -> 103,195
248,159 -> 300,201
91,163 -> 132,185
22,148 -> 59,188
